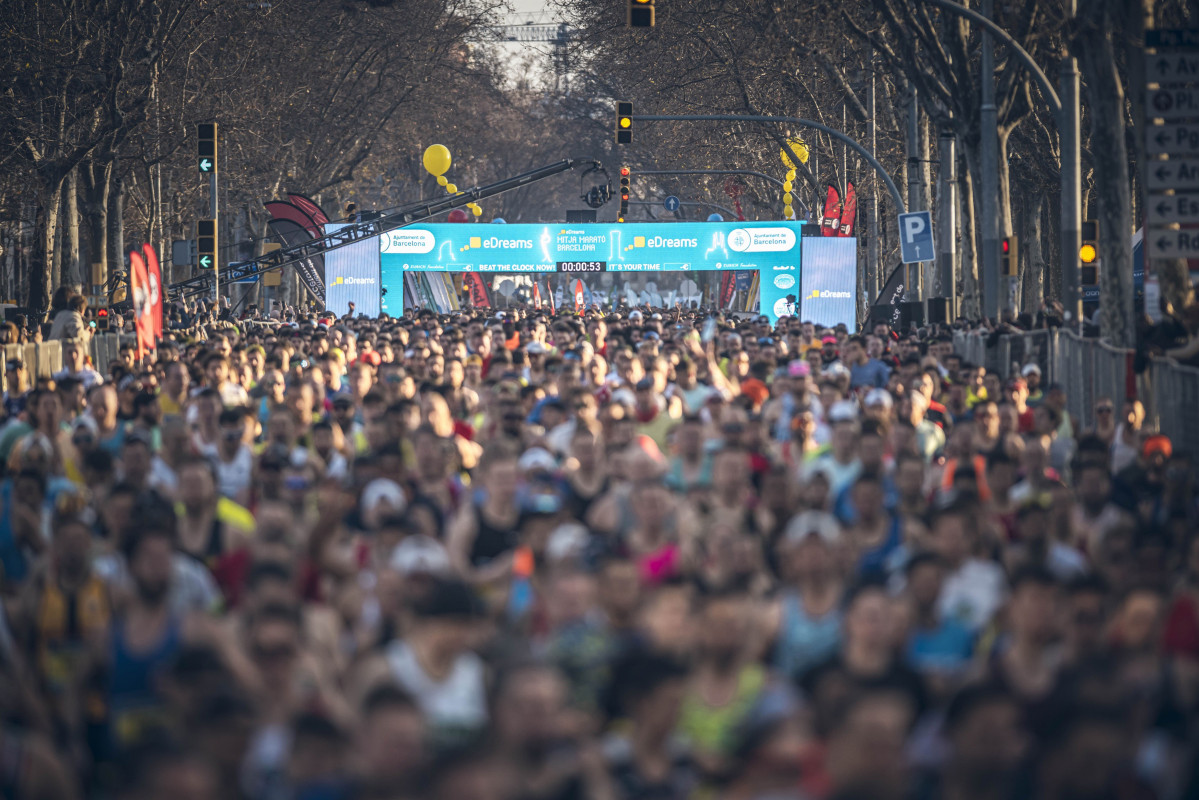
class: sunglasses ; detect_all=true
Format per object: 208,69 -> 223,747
1096,406 -> 1113,413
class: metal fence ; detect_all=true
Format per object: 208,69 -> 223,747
1048,332 -> 1134,432
1146,356 -> 1199,457
950,327 -> 1199,448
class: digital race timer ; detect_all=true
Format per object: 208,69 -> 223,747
556,261 -> 607,273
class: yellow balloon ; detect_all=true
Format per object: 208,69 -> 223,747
446,183 -> 458,194
783,204 -> 793,214
422,144 -> 452,176
780,137 -> 809,168
783,192 -> 793,205
783,181 -> 793,192
471,206 -> 482,217
436,176 -> 448,187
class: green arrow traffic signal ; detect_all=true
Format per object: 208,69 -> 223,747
197,219 -> 217,269
197,122 -> 218,174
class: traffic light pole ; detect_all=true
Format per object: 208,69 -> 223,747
1060,0 -> 1082,331
210,171 -> 219,307
631,115 -> 906,213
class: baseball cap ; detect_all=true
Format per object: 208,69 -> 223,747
628,310 -> 644,321
518,447 -> 558,474
788,360 -> 811,378
828,400 -> 859,423
527,341 -> 547,355
389,535 -> 451,577
1021,363 -> 1042,377
821,335 -> 838,345
784,510 -> 841,546
864,388 -> 893,409
1143,435 -> 1173,460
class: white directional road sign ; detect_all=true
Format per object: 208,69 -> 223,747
1147,123 -> 1199,155
898,211 -> 934,265
1146,158 -> 1199,190
1147,52 -> 1199,85
1146,194 -> 1199,226
1146,229 -> 1199,259
1148,87 -> 1199,120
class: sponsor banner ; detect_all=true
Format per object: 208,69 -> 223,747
381,222 -> 805,321
799,237 -> 857,328
325,223 -> 380,316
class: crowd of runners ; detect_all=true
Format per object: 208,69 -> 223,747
0,296 -> 1195,800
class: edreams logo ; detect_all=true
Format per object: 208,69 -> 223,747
333,276 -> 376,285
806,289 -> 852,299
774,274 -> 795,289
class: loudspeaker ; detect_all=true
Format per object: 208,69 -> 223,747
900,301 -> 925,328
926,297 -> 950,325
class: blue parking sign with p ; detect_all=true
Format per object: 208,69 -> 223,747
899,211 -> 934,264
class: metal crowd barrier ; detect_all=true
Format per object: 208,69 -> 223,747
953,328 -> 1156,439
952,330 -> 987,369
1146,356 -> 1199,457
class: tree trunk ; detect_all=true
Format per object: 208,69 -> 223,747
959,146 -> 982,319
1022,192 -> 1046,313
107,171 -> 125,297
82,159 -> 111,296
34,176 -> 64,313
1075,0 -> 1136,346
63,168 -> 82,290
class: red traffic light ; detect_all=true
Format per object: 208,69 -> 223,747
620,167 -> 630,177
97,308 -> 109,317
621,191 -> 630,201
1001,238 -> 1010,255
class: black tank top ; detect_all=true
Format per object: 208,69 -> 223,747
469,502 -> 521,567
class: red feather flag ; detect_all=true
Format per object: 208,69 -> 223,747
464,273 -> 490,308
128,250 -> 154,358
142,244 -> 163,339
838,182 -> 857,237
820,185 -> 842,237
533,282 -> 542,311
573,279 -> 584,313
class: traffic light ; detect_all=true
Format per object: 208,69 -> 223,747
619,167 -> 630,222
96,307 -> 110,332
627,0 -> 654,27
1080,219 -> 1098,285
197,219 -> 217,270
1000,235 -> 1018,277
615,102 -> 633,145
197,122 -> 218,174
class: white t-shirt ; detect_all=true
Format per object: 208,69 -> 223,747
214,446 -> 254,500
386,641 -> 487,746
938,558 -> 1007,632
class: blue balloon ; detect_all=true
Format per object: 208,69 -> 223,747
492,217 -> 507,224
707,213 -> 724,222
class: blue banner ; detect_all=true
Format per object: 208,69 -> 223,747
380,222 -> 808,321
798,237 -> 857,329
326,223 -> 382,317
